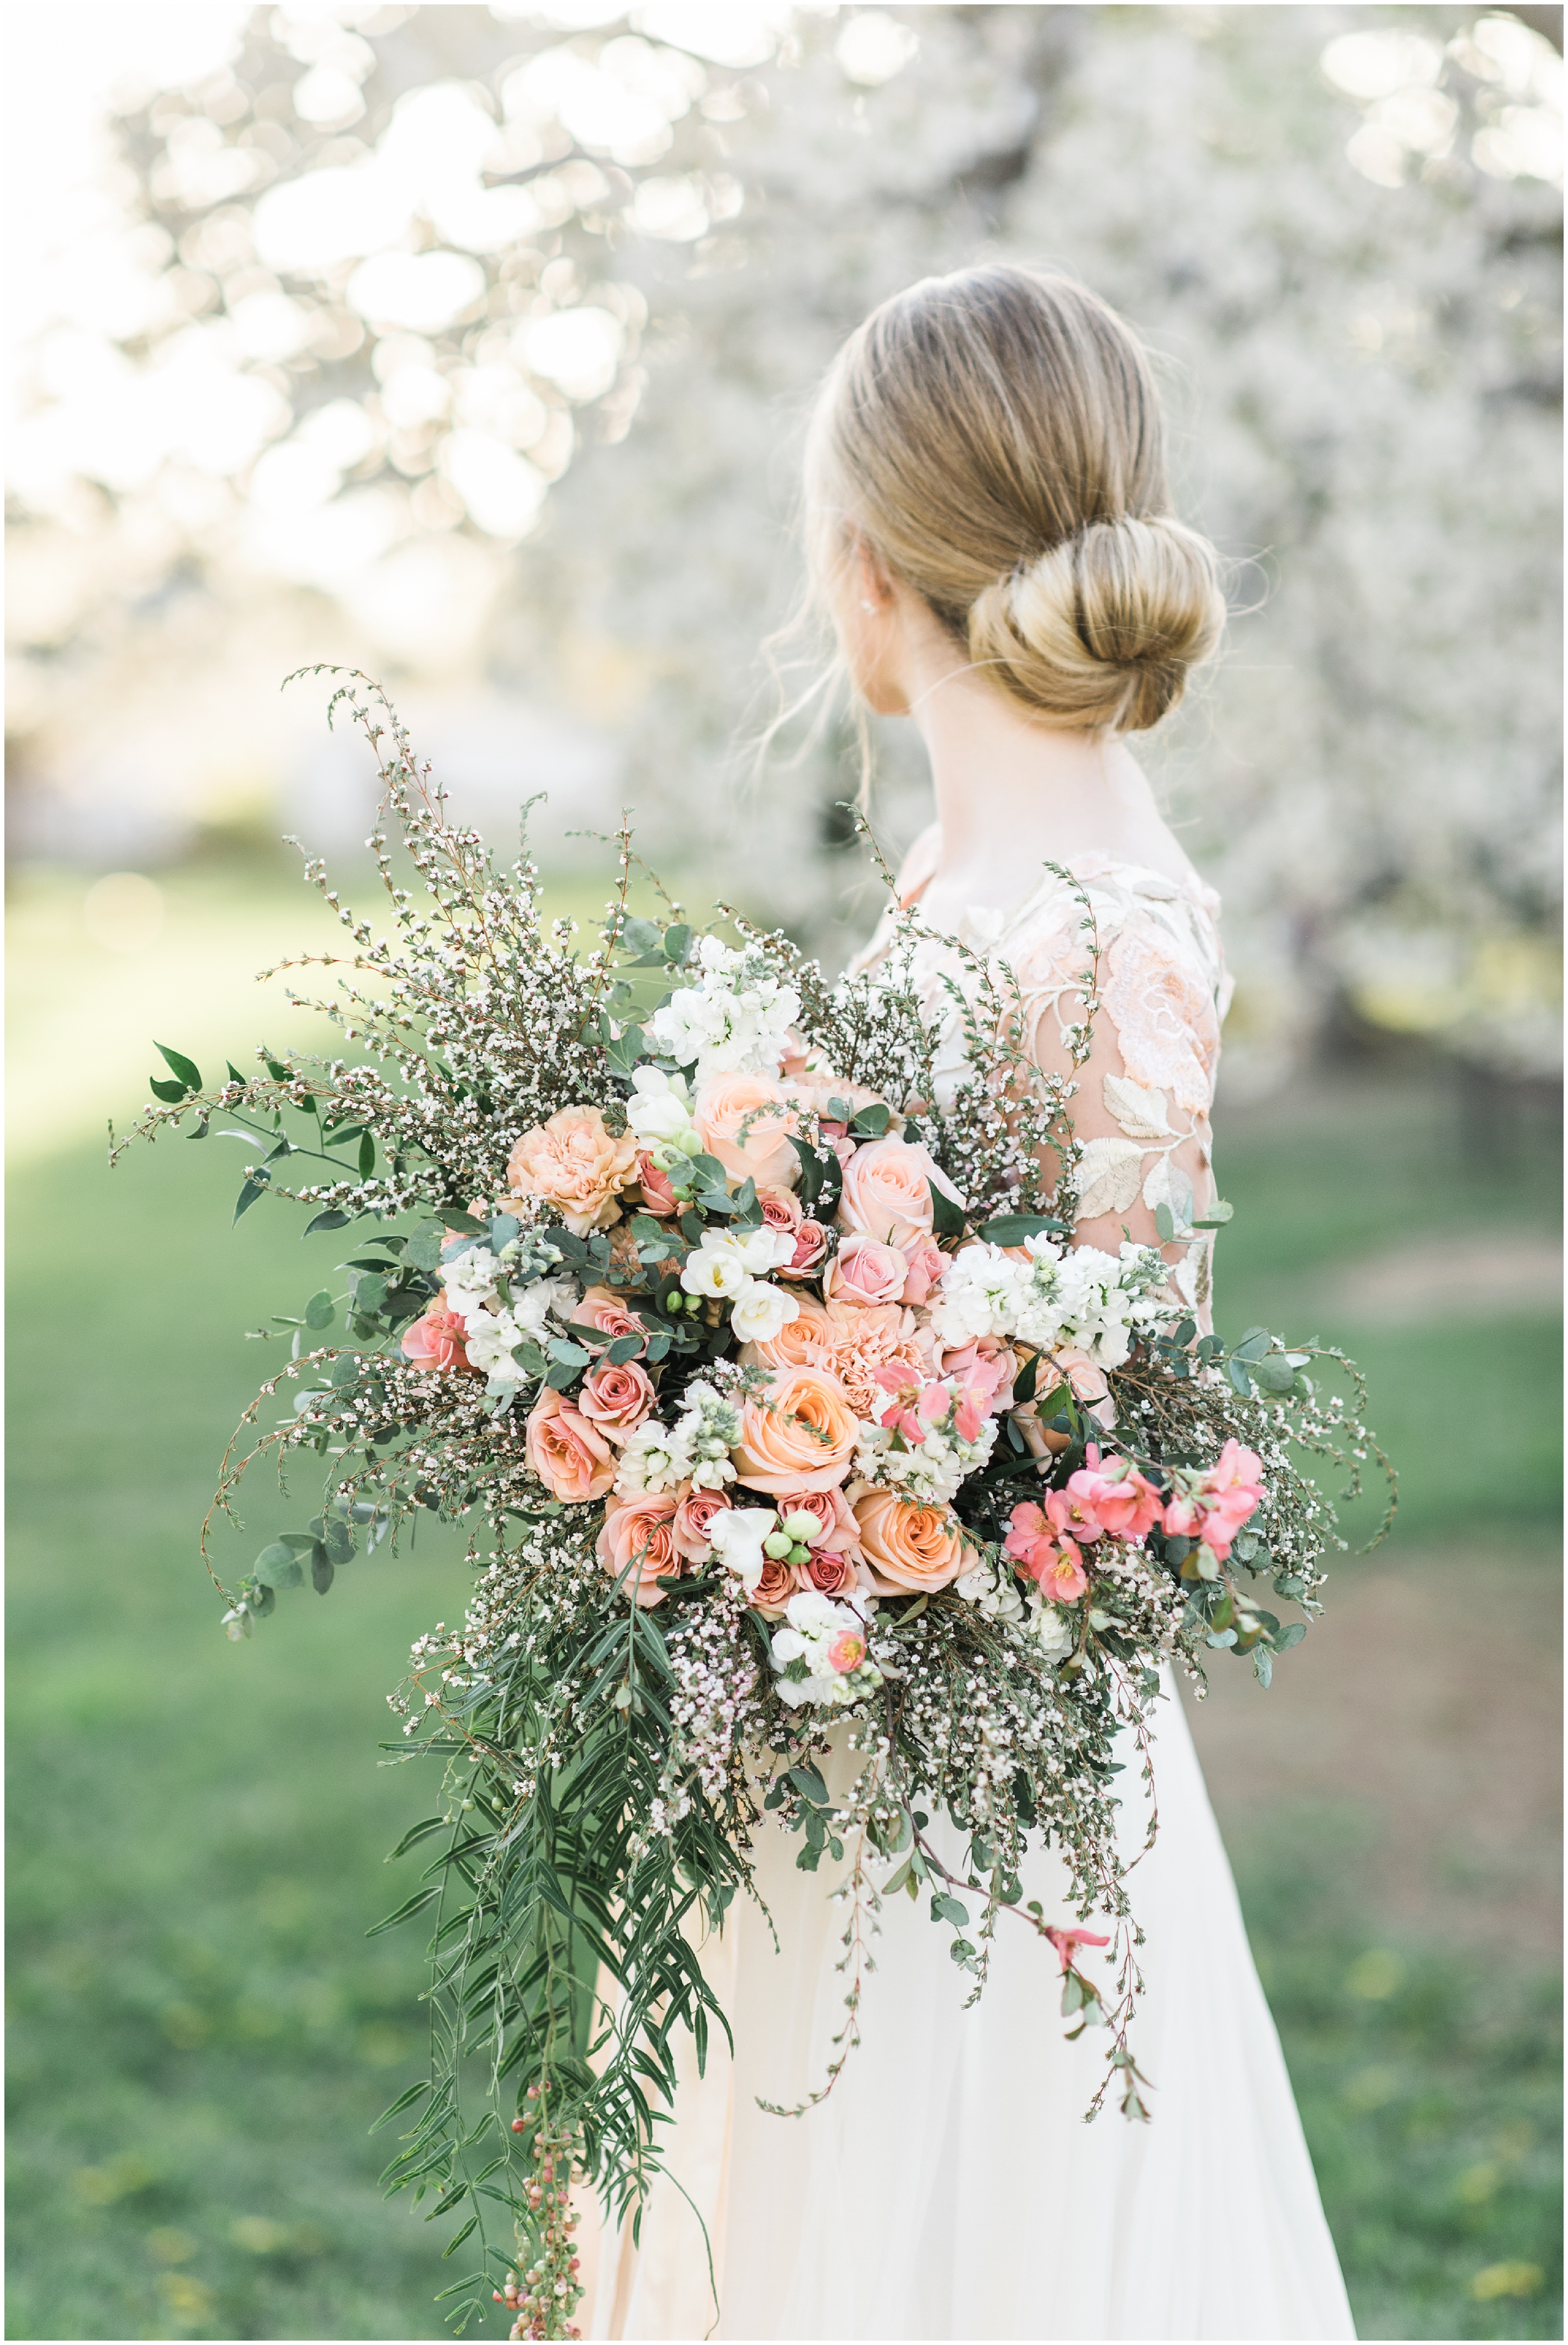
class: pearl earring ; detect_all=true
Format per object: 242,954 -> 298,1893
860,598 -> 876,614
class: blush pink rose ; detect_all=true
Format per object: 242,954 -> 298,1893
778,1220 -> 831,1281
799,1549 -> 862,1599
597,1493 -> 682,1609
635,1151 -> 679,1216
898,1236 -> 947,1306
576,1357 -> 656,1445
837,1134 -> 938,1245
671,1485 -> 733,1561
771,1484 -> 864,1558
572,1286 -> 647,1353
526,1389 -> 617,1502
694,1075 -> 800,1189
822,1232 -> 908,1309
401,1297 -> 472,1372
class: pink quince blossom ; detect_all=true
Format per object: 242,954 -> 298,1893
1069,1454 -> 1163,1540
871,1364 -> 951,1446
827,1628 -> 867,1674
1003,1504 -> 1089,1602
1043,1923 -> 1111,1973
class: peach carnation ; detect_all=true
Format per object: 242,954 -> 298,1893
816,1300 -> 930,1418
506,1105 -> 637,1236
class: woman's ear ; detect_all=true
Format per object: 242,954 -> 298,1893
855,540 -> 893,615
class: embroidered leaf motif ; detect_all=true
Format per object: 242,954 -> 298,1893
1142,1151 -> 1194,1228
1074,1135 -> 1145,1220
1103,1074 -> 1171,1141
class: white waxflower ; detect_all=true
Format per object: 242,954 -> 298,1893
708,1505 -> 777,1594
461,1307 -> 525,1384
729,1278 -> 800,1344
443,1245 -> 502,1316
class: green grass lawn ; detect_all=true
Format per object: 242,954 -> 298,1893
6,962 -> 1560,2339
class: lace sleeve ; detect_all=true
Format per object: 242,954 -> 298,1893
1011,888 -> 1225,1319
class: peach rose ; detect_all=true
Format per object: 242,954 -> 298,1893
694,1075 -> 800,1189
771,1483 -> 864,1558
597,1492 -> 682,1609
506,1106 -> 637,1236
823,1233 -> 908,1309
401,1297 -> 471,1372
749,1557 -> 797,1617
576,1357 -> 656,1444
635,1151 -> 679,1216
526,1388 -> 617,1502
573,1286 -> 647,1353
798,1549 -> 863,1599
779,1220 -> 832,1280
837,1134 -> 938,1245
671,1485 -> 733,1561
853,1489 -> 970,1594
739,1293 -> 833,1374
731,1366 -> 860,1494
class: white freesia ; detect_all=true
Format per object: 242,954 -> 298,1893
708,1504 -> 777,1595
729,1278 -> 799,1344
679,1240 -> 749,1300
625,1066 -> 697,1152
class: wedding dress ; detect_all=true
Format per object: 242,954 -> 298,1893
575,846 -> 1355,2342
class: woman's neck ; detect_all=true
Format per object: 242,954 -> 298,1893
889,590 -> 1191,901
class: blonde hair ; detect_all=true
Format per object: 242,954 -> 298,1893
805,263 -> 1225,733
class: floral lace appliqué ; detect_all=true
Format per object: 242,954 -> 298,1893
1100,925 -> 1221,1115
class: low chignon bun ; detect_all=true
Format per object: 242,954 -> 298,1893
808,263 -> 1229,734
967,514 -> 1226,735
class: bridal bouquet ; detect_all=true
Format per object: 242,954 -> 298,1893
121,675 -> 1391,2339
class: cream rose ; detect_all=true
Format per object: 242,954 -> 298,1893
837,1134 -> 938,1245
731,1366 -> 860,1495
506,1106 -> 637,1236
694,1075 -> 800,1189
852,1489 -> 970,1594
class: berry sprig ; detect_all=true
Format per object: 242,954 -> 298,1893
495,2083 -> 585,2341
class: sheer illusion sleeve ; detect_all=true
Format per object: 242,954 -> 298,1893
1008,885 -> 1226,1317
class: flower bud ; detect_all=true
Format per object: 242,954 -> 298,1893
762,1531 -> 793,1559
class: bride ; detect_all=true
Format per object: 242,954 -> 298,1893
575,264 -> 1354,2342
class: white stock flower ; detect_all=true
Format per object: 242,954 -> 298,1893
928,1242 -> 1020,1346
1026,1597 -> 1076,1664
729,1278 -> 800,1344
644,937 -> 800,1084
708,1504 -> 776,1593
511,1274 -> 576,1339
443,1245 -> 502,1316
615,1418 -> 690,1496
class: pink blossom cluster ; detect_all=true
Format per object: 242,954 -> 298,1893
1005,1440 -> 1264,1606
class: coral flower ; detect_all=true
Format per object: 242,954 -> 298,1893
1043,1923 -> 1111,1973
827,1628 -> 866,1674
1069,1455 -> 1163,1540
1032,1538 -> 1089,1605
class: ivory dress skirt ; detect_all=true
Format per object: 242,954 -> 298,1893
575,1678 -> 1355,2341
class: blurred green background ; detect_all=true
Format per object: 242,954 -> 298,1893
6,859 -> 1561,2341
